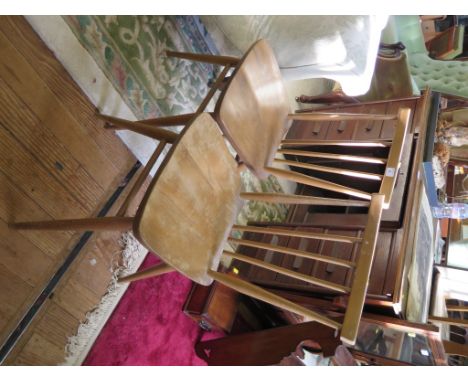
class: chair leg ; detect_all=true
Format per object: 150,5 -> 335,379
118,262 -> 175,283
96,114 -> 179,143
166,50 -> 240,66
195,64 -> 232,114
208,270 -> 342,331
117,140 -> 168,217
9,216 -> 134,231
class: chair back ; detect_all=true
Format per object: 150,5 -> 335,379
210,193 -> 385,346
216,39 -> 290,179
273,107 -> 411,208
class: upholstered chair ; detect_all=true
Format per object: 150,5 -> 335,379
381,15 -> 468,99
200,15 -> 388,96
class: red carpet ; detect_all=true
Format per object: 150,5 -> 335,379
83,254 -> 223,366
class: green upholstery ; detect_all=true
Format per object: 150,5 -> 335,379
381,16 -> 468,98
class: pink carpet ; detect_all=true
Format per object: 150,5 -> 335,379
83,254 -> 223,366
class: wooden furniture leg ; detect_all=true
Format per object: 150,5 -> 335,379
118,262 -> 175,283
166,50 -> 240,66
10,216 -> 134,231
117,140 -> 168,217
96,114 -> 178,143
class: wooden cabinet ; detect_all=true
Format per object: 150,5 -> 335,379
196,313 -> 447,365
286,97 -> 421,227
236,92 -> 435,314
183,281 -> 239,332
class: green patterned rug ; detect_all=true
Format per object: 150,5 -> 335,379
64,15 -> 288,225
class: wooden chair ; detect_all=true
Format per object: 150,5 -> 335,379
99,39 -> 411,209
11,112 -> 385,346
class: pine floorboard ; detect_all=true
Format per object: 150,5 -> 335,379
0,16 -> 147,365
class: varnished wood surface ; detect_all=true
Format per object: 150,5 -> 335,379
443,340 -> 468,357
428,316 -> 468,328
280,139 -> 392,147
216,39 -> 290,179
223,250 -> 351,291
98,114 -> 178,143
282,96 -> 425,305
393,89 -> 432,309
117,140 -> 167,217
208,270 -> 342,330
196,320 -> 341,365
0,16 -> 137,365
340,194 -> 384,346
378,107 -> 411,207
11,216 -> 134,231
118,262 -> 175,283
232,225 -> 362,244
289,112 -> 398,121
240,192 -> 370,207
266,166 -> 372,201
274,158 -> 383,181
134,113 -> 242,285
3,172 -> 150,365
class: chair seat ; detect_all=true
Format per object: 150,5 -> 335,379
216,39 -> 291,179
134,113 -> 243,285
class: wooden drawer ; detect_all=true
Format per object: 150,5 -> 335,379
285,99 -> 419,227
183,280 -> 239,332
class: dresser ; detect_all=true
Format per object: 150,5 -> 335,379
234,90 -> 437,316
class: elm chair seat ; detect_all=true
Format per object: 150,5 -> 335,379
134,113 -> 242,285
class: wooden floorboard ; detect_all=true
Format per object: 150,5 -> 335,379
0,16 -> 133,173
0,16 -> 142,365
3,170 -> 151,365
0,24 -> 122,190
0,78 -> 104,212
0,170 -> 74,256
